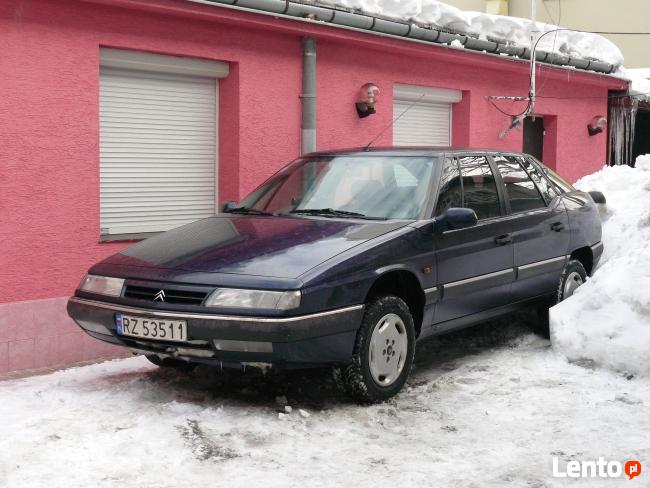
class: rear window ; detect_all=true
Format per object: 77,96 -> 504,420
528,157 -> 575,193
517,156 -> 559,203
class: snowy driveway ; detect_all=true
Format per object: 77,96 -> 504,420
1,312 -> 648,488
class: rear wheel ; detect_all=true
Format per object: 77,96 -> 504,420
144,354 -> 197,373
338,295 -> 415,403
533,259 -> 587,337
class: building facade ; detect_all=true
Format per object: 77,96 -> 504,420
0,0 -> 626,373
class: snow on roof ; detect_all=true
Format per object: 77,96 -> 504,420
626,68 -> 650,79
315,0 -> 624,68
615,68 -> 650,98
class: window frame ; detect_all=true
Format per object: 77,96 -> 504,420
432,156 -> 463,218
98,49 -> 228,242
457,153 -> 508,222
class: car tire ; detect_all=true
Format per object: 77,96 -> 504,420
338,295 -> 415,404
533,259 -> 587,338
144,354 -> 197,373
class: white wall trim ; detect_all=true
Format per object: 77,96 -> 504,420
394,83 -> 462,104
100,48 -> 229,78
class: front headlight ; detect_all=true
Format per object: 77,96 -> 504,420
205,288 -> 301,310
78,274 -> 125,297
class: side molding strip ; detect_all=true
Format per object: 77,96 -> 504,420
441,268 -> 515,299
444,268 -> 514,290
424,286 -> 440,305
516,255 -> 566,280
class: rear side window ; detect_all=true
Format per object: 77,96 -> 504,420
493,155 -> 546,213
518,156 -> 558,203
459,156 -> 501,220
435,158 -> 462,216
527,156 -> 575,193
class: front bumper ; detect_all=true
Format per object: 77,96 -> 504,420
67,297 -> 364,366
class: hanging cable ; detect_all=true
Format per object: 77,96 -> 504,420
536,0 -> 562,97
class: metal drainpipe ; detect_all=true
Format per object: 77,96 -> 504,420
301,37 -> 317,154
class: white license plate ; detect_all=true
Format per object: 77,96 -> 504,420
116,313 -> 187,342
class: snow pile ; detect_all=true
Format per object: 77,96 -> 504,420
313,0 -> 624,67
550,155 -> 650,377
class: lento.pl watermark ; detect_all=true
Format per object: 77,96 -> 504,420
552,457 -> 642,480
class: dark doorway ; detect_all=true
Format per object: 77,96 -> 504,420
523,116 -> 544,160
632,109 -> 650,165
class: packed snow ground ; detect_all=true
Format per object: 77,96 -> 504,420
2,317 -> 650,488
551,155 -> 650,378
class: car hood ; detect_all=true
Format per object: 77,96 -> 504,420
100,215 -> 410,279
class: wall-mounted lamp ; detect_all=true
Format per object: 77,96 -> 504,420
588,115 -> 607,136
355,83 -> 380,118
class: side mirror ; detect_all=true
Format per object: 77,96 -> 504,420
221,200 -> 238,212
434,207 -> 478,234
588,191 -> 606,204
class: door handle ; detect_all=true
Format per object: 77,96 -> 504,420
551,222 -> 565,232
494,233 -> 512,245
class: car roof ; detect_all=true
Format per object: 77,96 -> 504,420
305,147 -> 528,158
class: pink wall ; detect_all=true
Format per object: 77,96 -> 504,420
0,0 -> 626,372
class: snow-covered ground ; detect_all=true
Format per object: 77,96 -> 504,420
1,317 -> 649,488
551,155 -> 650,378
3,161 -> 650,487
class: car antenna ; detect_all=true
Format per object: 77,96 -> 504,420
363,93 -> 426,151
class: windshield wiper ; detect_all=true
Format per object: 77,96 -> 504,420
224,206 -> 274,216
290,208 -> 385,220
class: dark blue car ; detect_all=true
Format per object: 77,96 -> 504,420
68,148 -> 605,402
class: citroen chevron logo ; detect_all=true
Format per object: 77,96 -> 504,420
153,290 -> 166,302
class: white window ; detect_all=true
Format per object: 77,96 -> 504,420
99,49 -> 229,237
393,84 -> 462,146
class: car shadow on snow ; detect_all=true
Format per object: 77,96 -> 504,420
97,309 -> 543,410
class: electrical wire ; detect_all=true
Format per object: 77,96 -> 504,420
489,98 -> 531,118
581,31 -> 650,35
536,0 -> 562,97
536,92 -> 650,100
488,92 -> 650,102
485,23 -> 650,117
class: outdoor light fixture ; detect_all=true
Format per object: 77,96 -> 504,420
588,115 -> 607,136
355,83 -> 380,118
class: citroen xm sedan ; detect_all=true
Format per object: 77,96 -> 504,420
68,148 -> 605,402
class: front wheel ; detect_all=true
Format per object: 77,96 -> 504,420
533,259 -> 587,337
338,295 -> 415,403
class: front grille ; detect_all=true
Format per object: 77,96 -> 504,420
124,285 -> 207,305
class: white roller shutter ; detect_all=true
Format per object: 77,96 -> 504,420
99,49 -> 228,237
393,84 -> 462,147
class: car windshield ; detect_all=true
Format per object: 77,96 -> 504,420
238,156 -> 435,220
